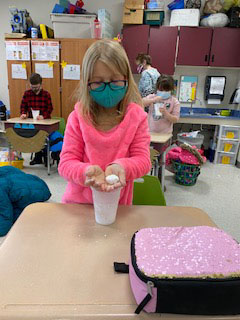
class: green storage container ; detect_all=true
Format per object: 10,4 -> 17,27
144,9 -> 164,25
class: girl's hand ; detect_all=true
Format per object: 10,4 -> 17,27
104,164 -> 126,192
159,107 -> 168,117
37,115 -> 44,120
20,114 -> 27,119
85,165 -> 105,191
152,96 -> 163,104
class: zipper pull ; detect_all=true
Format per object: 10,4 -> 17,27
147,281 -> 154,297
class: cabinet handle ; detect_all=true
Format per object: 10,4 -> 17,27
205,54 -> 208,62
211,55 -> 215,62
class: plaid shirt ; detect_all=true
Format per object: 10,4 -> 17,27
20,89 -> 53,119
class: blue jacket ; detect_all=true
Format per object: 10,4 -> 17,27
0,166 -> 51,236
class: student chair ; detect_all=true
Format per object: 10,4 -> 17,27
52,116 -> 66,136
133,175 -> 166,206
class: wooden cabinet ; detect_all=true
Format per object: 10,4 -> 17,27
7,60 -> 32,118
177,27 -> 240,68
6,38 -> 95,122
148,26 -> 178,75
122,25 -> 149,73
60,39 -> 95,121
122,25 -> 178,75
177,27 -> 212,67
32,42 -> 61,118
209,28 -> 240,67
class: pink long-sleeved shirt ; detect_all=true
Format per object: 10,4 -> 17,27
58,103 -> 151,205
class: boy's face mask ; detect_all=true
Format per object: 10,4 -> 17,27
156,90 -> 171,100
137,64 -> 144,74
89,82 -> 127,109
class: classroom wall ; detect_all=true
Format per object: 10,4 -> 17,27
0,0 -> 239,111
0,0 -> 125,110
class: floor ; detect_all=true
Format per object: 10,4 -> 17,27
0,154 -> 239,246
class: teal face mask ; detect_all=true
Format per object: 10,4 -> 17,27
89,82 -> 127,108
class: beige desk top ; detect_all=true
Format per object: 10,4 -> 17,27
0,203 -> 238,320
150,132 -> 172,144
5,117 -> 60,125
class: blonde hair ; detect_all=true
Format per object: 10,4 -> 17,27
77,39 -> 143,126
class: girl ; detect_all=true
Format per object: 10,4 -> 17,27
58,39 -> 151,205
135,53 -> 160,98
143,74 -> 180,135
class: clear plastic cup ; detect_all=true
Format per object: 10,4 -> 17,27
32,109 -> 40,120
91,188 -> 121,225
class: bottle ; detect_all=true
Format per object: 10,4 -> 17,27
92,18 -> 101,39
152,103 -> 163,121
31,27 -> 38,39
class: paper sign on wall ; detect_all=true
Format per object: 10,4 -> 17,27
63,65 -> 80,80
31,41 -> 59,61
6,40 -> 30,61
11,64 -> 27,79
35,63 -> 53,79
179,76 -> 198,102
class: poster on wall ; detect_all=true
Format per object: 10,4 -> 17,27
5,40 -> 30,61
11,64 -> 27,79
31,41 -> 59,61
35,63 -> 54,78
63,65 -> 80,80
179,76 -> 198,102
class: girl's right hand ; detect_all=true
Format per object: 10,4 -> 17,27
152,96 -> 163,104
85,165 -> 105,191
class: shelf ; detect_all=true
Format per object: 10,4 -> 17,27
216,151 -> 236,155
218,138 -> 240,142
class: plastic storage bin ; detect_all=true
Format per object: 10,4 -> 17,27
219,140 -> 239,154
221,126 -> 240,140
144,10 -> 164,25
50,13 -> 96,38
147,1 -> 165,9
170,9 -> 200,26
217,152 -> 236,165
0,160 -> 24,169
177,133 -> 204,149
168,0 -> 184,10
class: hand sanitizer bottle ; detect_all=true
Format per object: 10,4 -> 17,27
152,103 -> 163,121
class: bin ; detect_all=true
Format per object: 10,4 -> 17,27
50,13 -> 96,38
177,133 -> 204,149
173,160 -> 201,186
144,9 -> 164,25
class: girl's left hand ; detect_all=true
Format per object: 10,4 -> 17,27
159,107 -> 168,117
104,164 -> 126,192
37,115 -> 44,120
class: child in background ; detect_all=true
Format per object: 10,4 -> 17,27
143,74 -> 180,137
143,75 -> 180,186
58,39 -> 151,205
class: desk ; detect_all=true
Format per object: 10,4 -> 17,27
150,132 -> 172,190
1,203 -> 236,320
5,118 -> 60,175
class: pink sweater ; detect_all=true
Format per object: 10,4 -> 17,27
148,95 -> 180,134
58,103 -> 151,205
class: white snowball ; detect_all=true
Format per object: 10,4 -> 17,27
106,174 -> 119,185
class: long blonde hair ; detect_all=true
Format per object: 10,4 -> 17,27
77,39 -> 143,126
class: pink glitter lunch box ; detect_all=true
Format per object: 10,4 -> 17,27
115,226 -> 240,315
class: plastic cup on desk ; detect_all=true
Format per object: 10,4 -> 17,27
32,109 -> 40,120
91,187 -> 121,225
